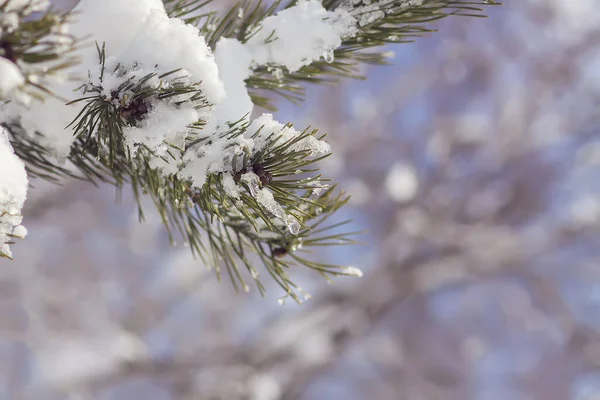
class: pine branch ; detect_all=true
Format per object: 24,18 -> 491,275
4,42 -> 360,300
66,43 -> 212,169
187,0 -> 500,110
0,0 -> 78,98
1,0 -> 501,299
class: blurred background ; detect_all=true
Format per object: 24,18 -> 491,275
2,0 -> 600,399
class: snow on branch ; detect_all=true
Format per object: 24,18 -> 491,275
0,0 -> 77,99
0,0 -> 497,297
0,126 -> 28,259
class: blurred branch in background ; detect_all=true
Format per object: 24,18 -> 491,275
2,0 -> 600,399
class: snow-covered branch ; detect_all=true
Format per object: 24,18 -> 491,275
0,0 -> 497,294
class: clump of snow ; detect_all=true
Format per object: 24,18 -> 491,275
247,0 -> 357,72
74,3 -> 226,174
0,12 -> 19,35
342,0 -> 424,27
15,96 -> 81,159
256,187 -> 301,234
123,101 -> 198,158
238,171 -> 300,233
249,113 -> 331,155
211,38 -> 254,128
0,57 -> 24,96
117,9 -> 225,104
0,127 -> 28,259
181,113 -> 330,230
180,138 -> 232,188
199,0 -> 359,134
70,0 -> 166,67
340,265 -> 364,277
182,114 -> 330,234
222,173 -> 241,199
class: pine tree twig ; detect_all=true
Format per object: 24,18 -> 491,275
0,1 -> 78,98
1,0 -> 501,298
178,0 -> 500,110
66,43 -> 211,169
12,42 -> 360,300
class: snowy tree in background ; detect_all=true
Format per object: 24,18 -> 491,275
0,0 -> 497,299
